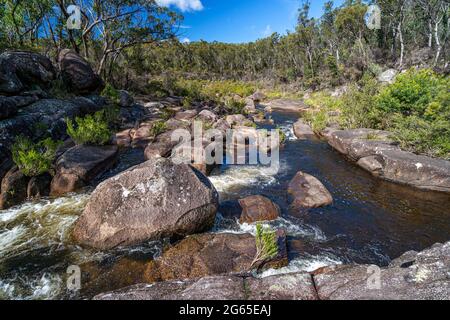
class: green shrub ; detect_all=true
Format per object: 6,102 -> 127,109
101,83 -> 120,104
66,110 -> 112,145
12,136 -> 61,177
377,68 -> 448,117
338,78 -> 382,129
225,98 -> 247,115
149,120 -> 168,137
276,127 -> 287,144
250,224 -> 278,270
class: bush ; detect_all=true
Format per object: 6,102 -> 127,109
12,136 -> 61,177
149,120 -> 168,137
338,78 -> 382,129
66,110 -> 112,145
377,68 -> 448,117
250,224 -> 278,270
101,83 -> 120,104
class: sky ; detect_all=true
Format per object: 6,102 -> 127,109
156,0 -> 344,43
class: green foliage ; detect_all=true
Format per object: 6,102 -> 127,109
101,84 -> 121,104
276,127 -> 287,144
12,136 -> 61,177
304,68 -> 449,158
250,224 -> 278,270
338,78 -> 382,129
66,110 -> 113,146
225,98 -> 247,115
377,69 -> 448,117
149,120 -> 168,137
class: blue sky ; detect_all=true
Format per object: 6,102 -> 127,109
156,0 -> 344,43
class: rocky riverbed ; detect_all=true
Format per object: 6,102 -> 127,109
1,50 -> 449,300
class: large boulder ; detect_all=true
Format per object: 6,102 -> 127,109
94,272 -> 317,301
72,158 -> 219,249
0,95 -> 40,120
59,49 -> 104,93
119,90 -> 134,107
314,242 -> 450,300
27,173 -> 52,200
143,231 -> 288,283
0,51 -> 56,95
144,130 -> 179,159
293,119 -> 315,139
288,171 -> 333,209
0,166 -> 29,210
50,145 -> 119,196
238,195 -> 280,224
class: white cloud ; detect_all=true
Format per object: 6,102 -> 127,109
262,25 -> 273,37
181,37 -> 191,43
156,0 -> 204,12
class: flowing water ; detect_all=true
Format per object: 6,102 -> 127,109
1,110 -> 449,299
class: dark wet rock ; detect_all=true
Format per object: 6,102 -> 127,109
326,129 -> 450,193
314,242 -> 450,300
143,231 -> 288,283
238,195 -> 280,224
58,49 -> 104,93
218,200 -> 243,220
293,119 -> 315,139
119,105 -> 147,129
0,166 -> 29,210
119,90 -> 134,107
0,97 -> 104,150
288,171 -> 333,209
0,51 -> 56,95
175,109 -> 198,121
27,173 -> 52,199
266,99 -> 309,113
0,95 -> 40,120
0,146 -> 13,183
50,145 -> 119,196
72,158 -> 219,249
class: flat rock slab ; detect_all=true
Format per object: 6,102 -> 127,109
50,145 -> 119,196
266,99 -> 309,113
72,158 -> 219,249
326,129 -> 450,193
144,231 -> 288,283
314,242 -> 450,300
94,272 -> 316,300
288,171 -> 333,209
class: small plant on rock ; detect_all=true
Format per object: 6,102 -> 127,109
101,83 -> 121,104
149,120 -> 168,138
12,136 -> 61,177
250,224 -> 278,270
66,110 -> 112,145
